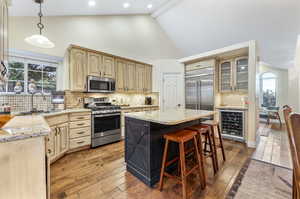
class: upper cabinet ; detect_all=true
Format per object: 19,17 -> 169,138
234,57 -> 248,92
219,60 -> 233,92
219,56 -> 248,93
87,52 -> 102,77
67,45 -> 152,93
69,48 -> 87,91
102,55 -> 115,78
0,0 -> 8,81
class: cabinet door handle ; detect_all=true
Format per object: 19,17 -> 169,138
77,141 -> 85,144
76,117 -> 85,120
77,123 -> 85,126
77,131 -> 85,135
55,128 -> 58,136
48,149 -> 52,154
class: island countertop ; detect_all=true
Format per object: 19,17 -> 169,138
0,115 -> 51,143
125,108 -> 215,125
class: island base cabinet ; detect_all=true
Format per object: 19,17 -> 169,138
0,137 -> 47,199
125,117 -> 199,187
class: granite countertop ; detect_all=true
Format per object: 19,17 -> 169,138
125,108 -> 215,125
12,108 -> 91,117
0,115 -> 51,143
41,108 -> 91,117
215,106 -> 248,110
120,105 -> 159,110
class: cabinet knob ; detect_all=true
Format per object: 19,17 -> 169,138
48,149 -> 52,154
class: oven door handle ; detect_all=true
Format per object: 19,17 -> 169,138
93,113 -> 121,118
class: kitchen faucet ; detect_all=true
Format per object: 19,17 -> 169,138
30,91 -> 45,113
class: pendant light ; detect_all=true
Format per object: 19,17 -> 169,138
24,0 -> 55,48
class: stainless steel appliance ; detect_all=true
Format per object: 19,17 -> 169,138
85,97 -> 121,148
185,66 -> 214,110
219,109 -> 245,142
86,76 -> 116,93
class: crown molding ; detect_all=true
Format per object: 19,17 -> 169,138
151,0 -> 181,19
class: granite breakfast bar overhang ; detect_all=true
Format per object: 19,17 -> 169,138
124,109 -> 215,187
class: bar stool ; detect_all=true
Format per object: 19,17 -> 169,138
159,129 -> 206,199
186,124 -> 219,174
201,120 -> 226,165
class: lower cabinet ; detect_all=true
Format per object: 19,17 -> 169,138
45,112 -> 91,164
46,123 -> 69,163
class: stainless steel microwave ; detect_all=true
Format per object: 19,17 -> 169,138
86,76 -> 116,93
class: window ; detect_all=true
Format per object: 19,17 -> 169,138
0,56 -> 57,94
260,72 -> 277,107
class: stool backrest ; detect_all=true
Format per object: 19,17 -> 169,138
288,112 -> 300,193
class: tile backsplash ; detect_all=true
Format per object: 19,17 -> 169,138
65,91 -> 159,109
0,94 -> 53,113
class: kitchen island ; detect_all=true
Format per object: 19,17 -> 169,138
125,108 -> 215,187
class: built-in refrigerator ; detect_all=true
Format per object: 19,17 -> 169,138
185,66 -> 214,111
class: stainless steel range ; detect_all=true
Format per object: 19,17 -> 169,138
85,97 -> 121,148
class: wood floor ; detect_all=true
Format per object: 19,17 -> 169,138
51,139 -> 254,199
252,123 -> 292,169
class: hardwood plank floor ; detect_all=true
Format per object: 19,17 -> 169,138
51,140 -> 254,199
252,123 -> 292,169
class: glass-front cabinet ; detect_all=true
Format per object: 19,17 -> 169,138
219,60 -> 232,92
235,57 -> 248,92
219,56 -> 248,93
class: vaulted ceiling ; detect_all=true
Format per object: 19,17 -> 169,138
9,0 -> 171,16
155,0 -> 300,68
9,0 -> 300,68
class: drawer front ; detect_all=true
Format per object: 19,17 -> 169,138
46,114 -> 69,126
70,120 -> 90,129
69,127 -> 91,139
69,136 -> 91,149
70,113 -> 91,121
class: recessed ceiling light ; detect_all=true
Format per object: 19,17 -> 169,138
147,4 -> 153,9
123,2 -> 130,8
88,0 -> 96,7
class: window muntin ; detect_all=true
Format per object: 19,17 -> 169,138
1,57 -> 57,94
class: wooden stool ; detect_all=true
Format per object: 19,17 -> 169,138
159,130 -> 206,199
186,124 -> 218,174
201,120 -> 226,167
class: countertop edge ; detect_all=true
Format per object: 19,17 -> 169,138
125,112 -> 215,125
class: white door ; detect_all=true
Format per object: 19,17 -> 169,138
162,73 -> 181,109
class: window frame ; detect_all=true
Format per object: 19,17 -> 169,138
3,55 -> 58,95
259,72 -> 278,107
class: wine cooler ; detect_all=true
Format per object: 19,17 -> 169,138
219,110 -> 245,141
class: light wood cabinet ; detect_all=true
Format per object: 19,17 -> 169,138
69,48 -> 87,91
102,55 -> 115,78
144,65 -> 152,93
219,56 -> 248,93
116,59 -> 126,92
0,0 -> 8,81
46,123 -> 69,163
67,45 -> 152,93
124,62 -> 136,92
56,123 -> 69,155
135,64 -> 145,93
88,52 -> 102,77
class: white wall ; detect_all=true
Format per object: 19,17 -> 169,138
155,0 -> 300,68
152,59 -> 185,108
9,15 -> 182,63
259,63 -> 289,116
288,35 -> 300,112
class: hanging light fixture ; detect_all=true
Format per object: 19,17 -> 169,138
25,0 -> 55,48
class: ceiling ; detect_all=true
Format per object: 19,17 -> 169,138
9,0 -> 300,69
9,0 -> 171,16
155,0 -> 300,69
